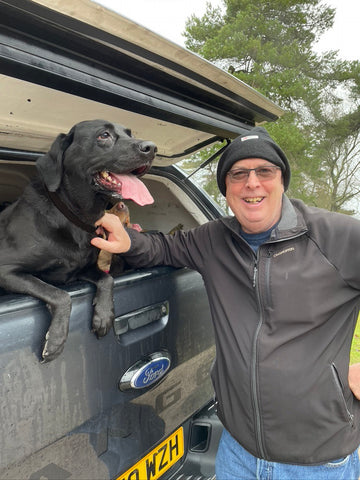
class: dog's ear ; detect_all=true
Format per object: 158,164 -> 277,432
36,129 -> 74,192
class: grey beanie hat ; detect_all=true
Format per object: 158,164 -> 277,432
216,126 -> 291,196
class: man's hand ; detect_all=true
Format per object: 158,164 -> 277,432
91,213 -> 131,253
348,363 -> 360,400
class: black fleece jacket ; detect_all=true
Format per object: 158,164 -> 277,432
123,196 -> 360,464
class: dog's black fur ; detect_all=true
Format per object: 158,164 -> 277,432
0,119 -> 156,362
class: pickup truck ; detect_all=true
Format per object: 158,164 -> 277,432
0,1 -> 283,479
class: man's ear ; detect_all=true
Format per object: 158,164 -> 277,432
281,176 -> 285,193
36,128 -> 75,192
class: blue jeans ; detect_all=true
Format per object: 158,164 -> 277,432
216,429 -> 360,480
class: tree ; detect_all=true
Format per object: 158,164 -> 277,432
317,131 -> 360,214
182,0 -> 360,213
309,60 -> 360,212
313,101 -> 360,213
181,142 -> 230,212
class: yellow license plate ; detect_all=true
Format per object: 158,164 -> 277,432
117,427 -> 184,480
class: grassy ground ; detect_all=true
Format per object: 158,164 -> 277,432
350,314 -> 360,365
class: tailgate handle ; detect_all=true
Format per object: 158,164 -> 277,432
114,301 -> 169,336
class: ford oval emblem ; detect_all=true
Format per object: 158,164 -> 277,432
119,352 -> 171,391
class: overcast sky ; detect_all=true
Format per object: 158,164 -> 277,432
95,0 -> 359,61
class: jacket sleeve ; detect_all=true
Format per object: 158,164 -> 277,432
122,224 -> 211,272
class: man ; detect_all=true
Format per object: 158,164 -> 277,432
91,127 -> 360,479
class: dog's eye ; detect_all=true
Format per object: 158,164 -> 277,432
97,131 -> 111,140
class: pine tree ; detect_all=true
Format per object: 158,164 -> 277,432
182,0 -> 359,212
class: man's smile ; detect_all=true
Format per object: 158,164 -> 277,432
243,197 -> 264,204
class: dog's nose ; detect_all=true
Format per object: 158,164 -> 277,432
139,141 -> 157,157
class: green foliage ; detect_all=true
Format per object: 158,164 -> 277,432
179,142 -> 230,212
350,314 -> 360,365
183,0 -> 360,213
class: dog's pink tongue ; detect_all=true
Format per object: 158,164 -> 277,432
113,173 -> 154,206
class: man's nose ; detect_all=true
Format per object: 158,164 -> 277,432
245,170 -> 260,187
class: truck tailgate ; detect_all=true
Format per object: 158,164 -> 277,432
0,265 -> 215,479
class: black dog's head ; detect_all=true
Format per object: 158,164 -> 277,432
37,119 -> 157,206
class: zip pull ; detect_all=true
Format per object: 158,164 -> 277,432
253,264 -> 258,287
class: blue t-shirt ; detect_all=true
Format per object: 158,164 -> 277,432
240,223 -> 278,253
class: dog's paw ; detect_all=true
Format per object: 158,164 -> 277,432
92,310 -> 114,337
91,274 -> 114,337
40,297 -> 71,363
41,331 -> 66,363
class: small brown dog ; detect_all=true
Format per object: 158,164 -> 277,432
97,202 -> 141,273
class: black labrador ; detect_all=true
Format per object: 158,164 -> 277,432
0,119 -> 157,362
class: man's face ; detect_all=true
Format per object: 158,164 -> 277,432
225,158 -> 284,234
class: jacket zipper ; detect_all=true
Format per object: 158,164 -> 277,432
251,254 -> 266,459
252,262 -> 258,288
251,246 -> 283,458
238,230 -> 307,459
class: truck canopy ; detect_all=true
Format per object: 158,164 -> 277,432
0,0 -> 283,163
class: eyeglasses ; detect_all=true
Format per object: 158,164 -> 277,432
227,165 -> 281,183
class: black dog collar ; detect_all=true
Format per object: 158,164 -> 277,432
45,188 -> 96,234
